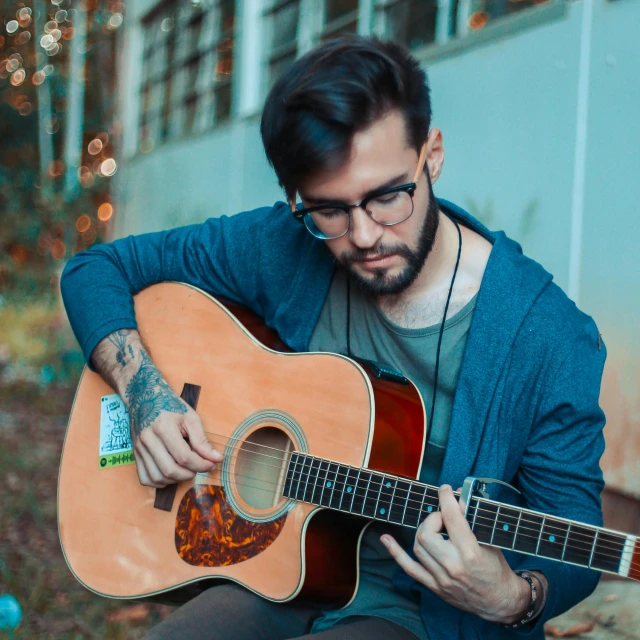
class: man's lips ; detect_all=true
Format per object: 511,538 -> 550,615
355,254 -> 397,269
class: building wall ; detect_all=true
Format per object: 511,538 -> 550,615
113,0 -> 640,497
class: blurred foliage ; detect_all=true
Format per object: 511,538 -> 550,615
0,0 -> 122,299
0,384 -> 169,639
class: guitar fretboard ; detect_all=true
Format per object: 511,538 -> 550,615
282,452 -> 635,578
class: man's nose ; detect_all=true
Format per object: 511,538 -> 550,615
349,206 -> 384,248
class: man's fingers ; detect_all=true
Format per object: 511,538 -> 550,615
381,535 -> 438,591
135,441 -> 170,487
438,485 -> 477,549
157,418 -> 219,473
145,433 -> 198,482
182,414 -> 224,465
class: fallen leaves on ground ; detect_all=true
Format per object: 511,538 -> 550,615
105,603 -> 152,624
544,616 -> 599,637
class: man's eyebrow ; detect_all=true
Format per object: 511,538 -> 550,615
302,171 -> 410,205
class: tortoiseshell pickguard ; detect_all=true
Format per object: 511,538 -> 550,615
175,484 -> 287,567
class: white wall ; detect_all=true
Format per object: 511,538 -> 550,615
113,0 -> 640,496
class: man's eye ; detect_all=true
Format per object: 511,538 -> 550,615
373,192 -> 401,205
315,208 -> 345,218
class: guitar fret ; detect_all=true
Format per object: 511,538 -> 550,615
471,498 -> 479,532
490,505 -> 500,545
373,473 -> 384,517
401,482 -> 413,524
512,511 -> 522,550
374,474 -> 395,521
294,455 -> 309,502
318,460 -> 331,507
588,530 -> 599,568
337,465 -> 348,511
350,469 -> 362,513
535,516 -> 546,556
301,456 -> 313,502
283,452 -> 297,498
307,457 -> 322,504
328,463 -> 340,509
562,524 -> 570,561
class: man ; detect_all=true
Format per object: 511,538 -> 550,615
61,36 -> 607,639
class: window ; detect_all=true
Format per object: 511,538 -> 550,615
463,0 -> 552,33
266,0 -> 300,88
381,0 -> 438,50
139,0 -> 236,152
321,0 -> 359,40
377,0 -> 552,50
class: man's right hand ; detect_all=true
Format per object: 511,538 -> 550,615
91,329 -> 224,487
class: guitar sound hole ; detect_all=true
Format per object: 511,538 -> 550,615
235,427 -> 294,510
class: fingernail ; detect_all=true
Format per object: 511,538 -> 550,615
439,484 -> 451,492
381,536 -> 390,547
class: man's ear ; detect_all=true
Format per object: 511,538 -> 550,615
425,128 -> 444,185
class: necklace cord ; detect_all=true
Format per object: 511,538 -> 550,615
425,213 -> 462,448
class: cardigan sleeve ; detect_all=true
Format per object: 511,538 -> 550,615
60,206 -> 274,366
508,319 -> 607,635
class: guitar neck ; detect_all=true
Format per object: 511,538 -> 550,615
282,452 -> 640,582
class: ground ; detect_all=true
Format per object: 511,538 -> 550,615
1,382 -> 639,639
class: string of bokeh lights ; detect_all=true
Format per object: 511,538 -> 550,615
1,1 -> 124,263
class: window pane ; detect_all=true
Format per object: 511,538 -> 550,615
325,0 -> 358,24
385,0 -> 438,50
465,0 -> 551,32
272,1 -> 299,50
184,96 -> 198,134
220,0 -> 235,35
321,19 -> 357,41
215,83 -> 232,122
269,51 -> 297,87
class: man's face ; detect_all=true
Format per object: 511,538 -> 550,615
298,111 -> 442,297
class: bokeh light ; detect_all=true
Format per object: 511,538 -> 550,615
82,228 -> 97,245
32,70 -> 45,85
75,215 -> 91,233
51,239 -> 66,261
97,203 -> 113,221
100,158 -> 117,177
88,138 -> 103,155
108,14 -> 123,30
6,20 -> 19,34
10,69 -> 26,86
469,11 -> 489,30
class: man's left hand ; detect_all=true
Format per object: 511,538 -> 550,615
381,484 -> 531,624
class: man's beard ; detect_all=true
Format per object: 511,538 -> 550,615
337,185 -> 440,297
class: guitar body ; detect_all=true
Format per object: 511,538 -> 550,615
58,283 -> 426,606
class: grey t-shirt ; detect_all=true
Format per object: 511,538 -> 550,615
307,269 -> 476,640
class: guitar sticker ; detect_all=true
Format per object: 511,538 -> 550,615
99,394 -> 135,469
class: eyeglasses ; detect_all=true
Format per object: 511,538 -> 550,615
290,143 -> 428,240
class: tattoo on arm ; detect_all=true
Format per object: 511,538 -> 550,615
125,351 -> 187,436
107,329 -> 135,368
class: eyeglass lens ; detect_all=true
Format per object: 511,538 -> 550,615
305,190 -> 415,239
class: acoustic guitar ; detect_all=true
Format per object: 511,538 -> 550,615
57,283 -> 640,607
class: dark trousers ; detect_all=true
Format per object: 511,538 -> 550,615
143,584 -> 419,639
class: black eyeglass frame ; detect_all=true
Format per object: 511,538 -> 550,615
289,142 -> 429,240
292,182 -> 417,240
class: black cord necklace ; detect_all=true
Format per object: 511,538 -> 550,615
346,213 -> 463,449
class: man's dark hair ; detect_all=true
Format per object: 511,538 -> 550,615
260,35 -> 432,201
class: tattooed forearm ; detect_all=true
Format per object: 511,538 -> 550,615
125,351 -> 187,436
107,329 -> 136,368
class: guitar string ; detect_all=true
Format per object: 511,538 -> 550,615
199,433 -> 632,556
202,470 -> 633,569
196,448 -> 632,563
197,433 -> 631,557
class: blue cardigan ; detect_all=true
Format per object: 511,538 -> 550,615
61,199 -> 607,639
